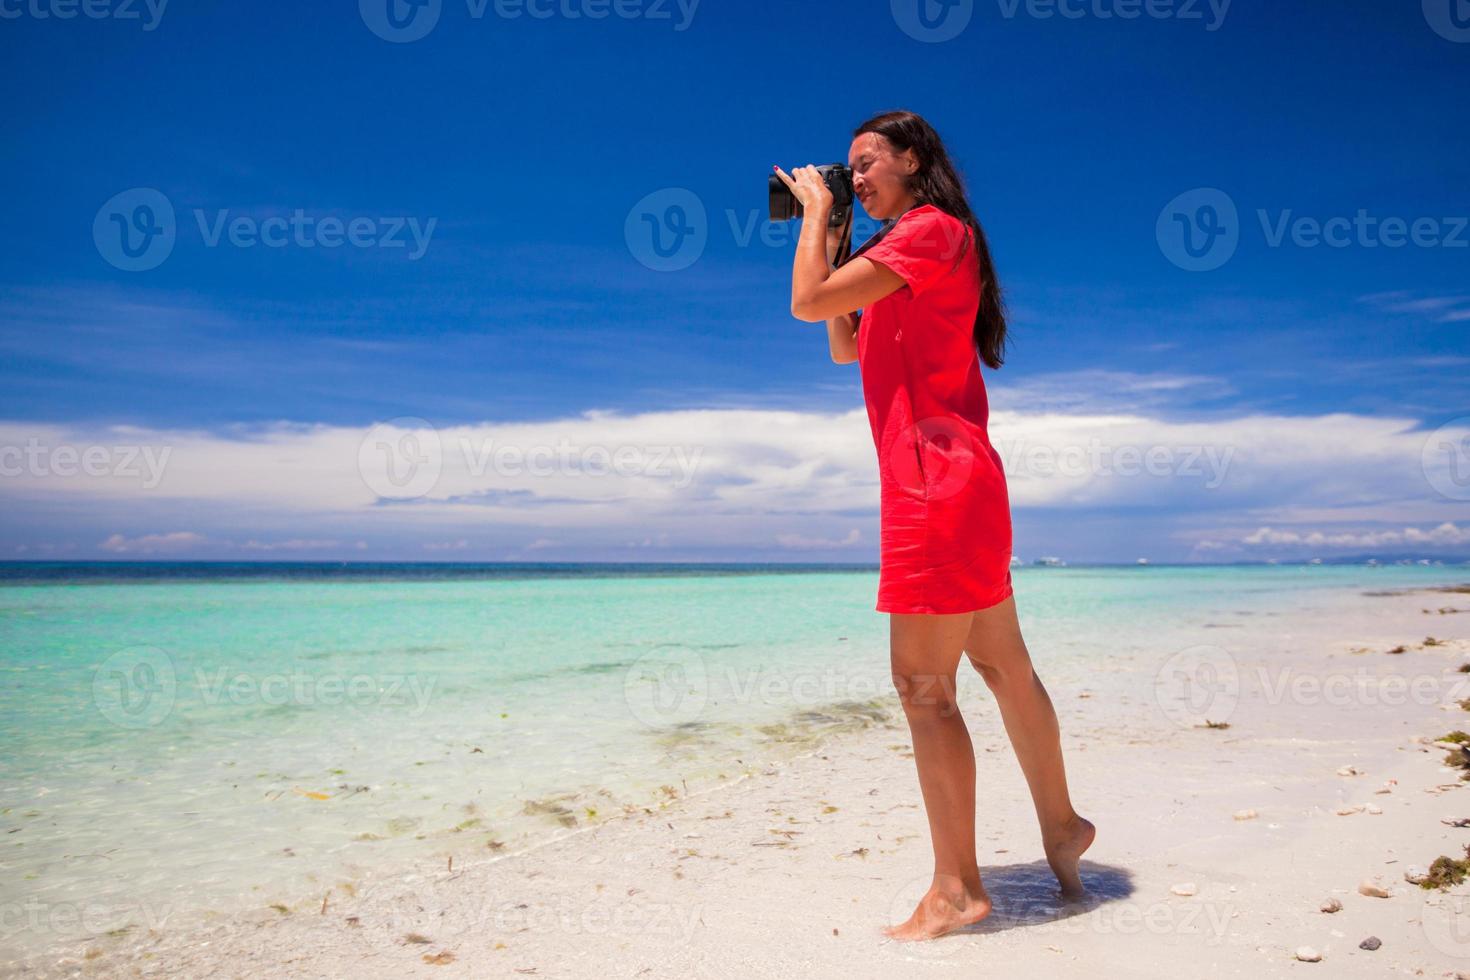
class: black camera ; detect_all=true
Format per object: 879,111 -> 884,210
769,163 -> 854,228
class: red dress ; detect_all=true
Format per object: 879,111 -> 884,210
855,204 -> 1014,614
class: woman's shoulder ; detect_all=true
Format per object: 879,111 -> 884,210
891,204 -> 971,258
893,204 -> 968,242
898,203 -> 961,227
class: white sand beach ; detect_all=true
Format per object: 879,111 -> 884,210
16,580 -> 1470,978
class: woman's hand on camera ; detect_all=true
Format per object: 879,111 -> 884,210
772,164 -> 834,216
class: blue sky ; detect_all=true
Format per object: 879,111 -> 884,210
1,0 -> 1468,563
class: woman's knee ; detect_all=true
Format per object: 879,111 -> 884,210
965,645 -> 1033,691
890,669 -> 962,718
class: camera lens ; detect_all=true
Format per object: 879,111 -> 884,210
768,174 -> 797,222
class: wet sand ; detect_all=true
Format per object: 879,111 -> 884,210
12,582 -> 1470,978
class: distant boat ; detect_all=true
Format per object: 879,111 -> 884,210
1265,558 -> 1278,565
1136,558 -> 1149,565
1034,556 -> 1064,567
1365,558 -> 1378,566
1009,556 -> 1023,567
1309,558 -> 1323,565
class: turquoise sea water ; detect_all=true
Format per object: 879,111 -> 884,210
1,561 -> 1466,958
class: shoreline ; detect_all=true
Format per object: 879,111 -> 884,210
8,581 -> 1470,977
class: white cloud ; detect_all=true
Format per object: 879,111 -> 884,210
2,406 -> 1465,558
240,538 -> 341,551
1359,291 -> 1470,323
99,531 -> 209,554
1241,522 -> 1470,548
775,528 -> 861,550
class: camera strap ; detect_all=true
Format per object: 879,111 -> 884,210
842,216 -> 895,267
832,204 -> 856,268
840,202 -> 926,267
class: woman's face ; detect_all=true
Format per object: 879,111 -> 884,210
848,132 -> 918,221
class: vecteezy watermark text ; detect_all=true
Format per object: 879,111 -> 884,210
994,0 -> 1230,30
624,186 -> 936,273
195,209 -> 436,259
890,0 -> 1230,43
92,646 -> 439,728
94,188 -> 437,272
1158,187 -> 1469,271
0,437 -> 171,488
995,435 -> 1236,489
359,0 -> 699,43
0,0 -> 167,30
358,417 -> 704,500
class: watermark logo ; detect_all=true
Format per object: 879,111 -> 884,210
993,435 -> 1235,488
1422,889 -> 1470,957
1153,644 -> 1239,727
352,878 -> 705,943
1258,210 -> 1468,250
1424,0 -> 1470,42
1256,665 -> 1453,709
891,0 -> 973,42
0,437 -> 171,487
996,0 -> 1230,30
358,416 -> 444,500
0,0 -> 168,30
195,668 -> 437,713
92,645 -> 177,728
93,190 -> 437,271
1422,417 -> 1470,502
94,188 -> 176,272
360,0 -> 698,41
193,210 -> 436,258
628,188 -> 925,273
1159,187 -> 1469,270
626,188 -> 707,271
885,417 -> 981,501
0,898 -> 175,942
1156,188 -> 1238,271
355,418 -> 705,501
622,649 -> 710,728
359,0 -> 442,41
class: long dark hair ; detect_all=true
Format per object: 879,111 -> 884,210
853,110 -> 1009,370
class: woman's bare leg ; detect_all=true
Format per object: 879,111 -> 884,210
962,593 -> 1094,896
882,609 -> 994,940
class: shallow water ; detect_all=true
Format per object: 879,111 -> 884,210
0,560 -> 1463,956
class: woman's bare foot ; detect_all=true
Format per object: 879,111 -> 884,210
1043,813 -> 1095,897
882,877 -> 993,941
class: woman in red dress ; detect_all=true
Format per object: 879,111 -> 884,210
776,110 -> 1094,942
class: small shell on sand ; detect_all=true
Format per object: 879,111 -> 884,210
1365,803 -> 1383,815
1319,897 -> 1343,913
1233,809 -> 1258,821
1404,866 -> 1430,885
1358,936 -> 1381,951
1375,779 -> 1396,794
1170,882 -> 1198,897
1358,879 -> 1392,898
1336,765 -> 1364,776
1294,946 -> 1322,962
1335,804 -> 1364,815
